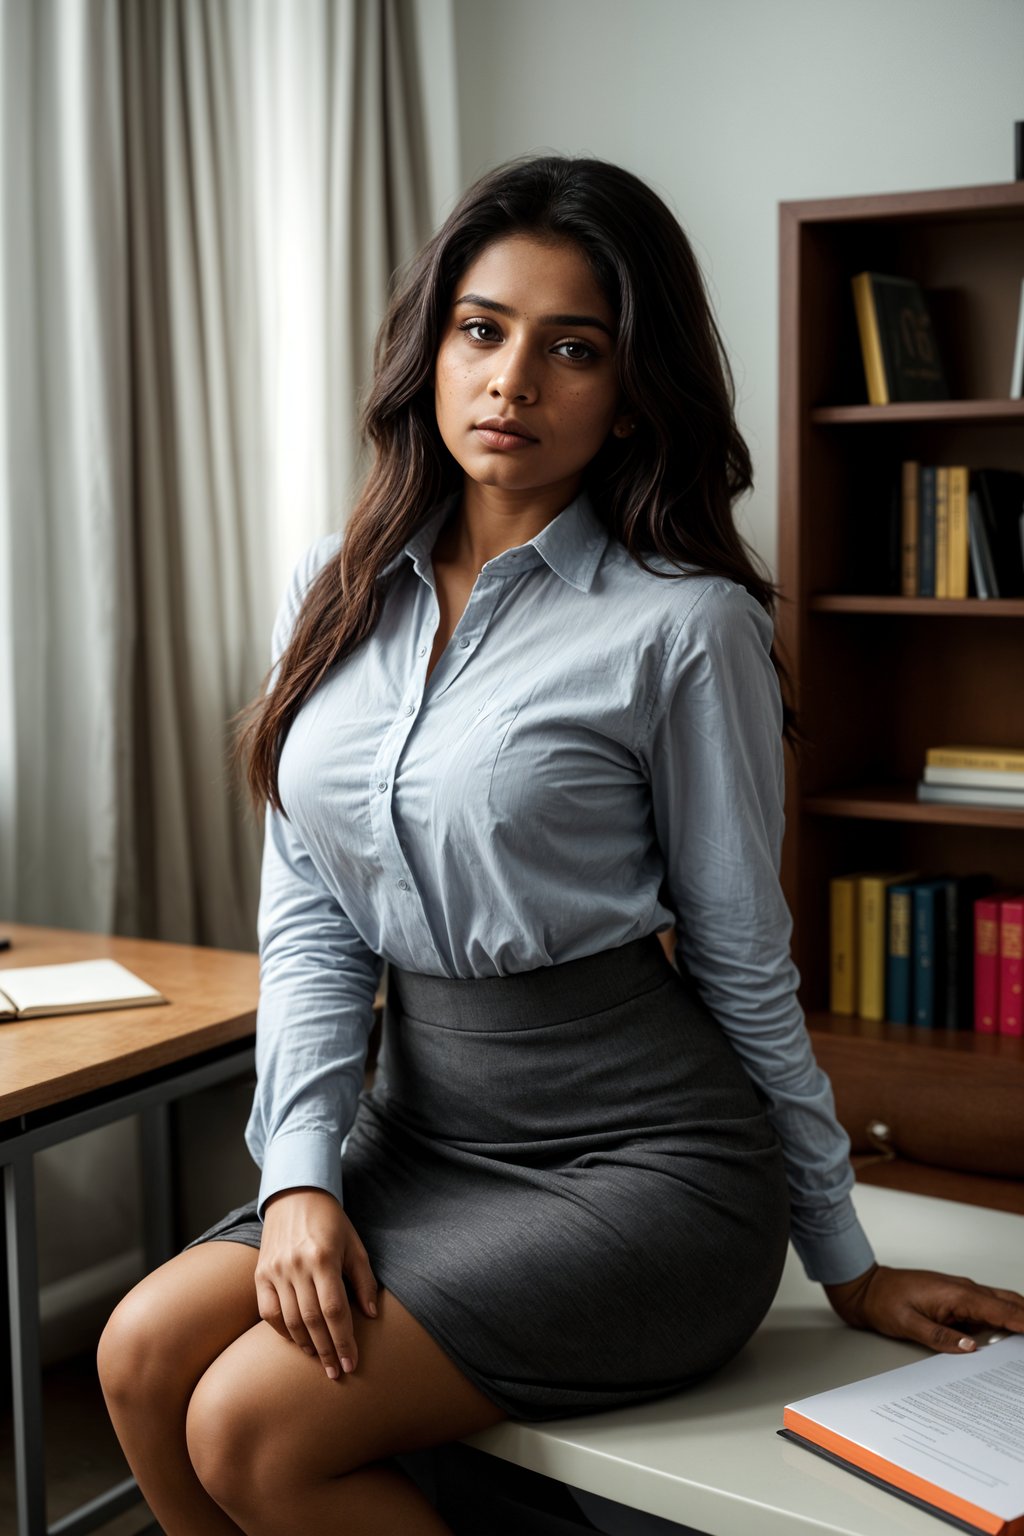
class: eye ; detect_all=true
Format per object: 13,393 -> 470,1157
553,338 -> 598,362
458,319 -> 502,343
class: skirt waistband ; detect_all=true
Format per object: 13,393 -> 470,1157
388,932 -> 672,1031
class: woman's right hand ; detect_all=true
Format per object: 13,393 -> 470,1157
255,1187 -> 379,1378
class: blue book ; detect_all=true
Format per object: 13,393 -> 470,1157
918,465 -> 936,598
912,879 -> 950,1027
885,883 -> 917,1023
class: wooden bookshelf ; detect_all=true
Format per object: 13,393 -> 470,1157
776,181 -> 1024,1202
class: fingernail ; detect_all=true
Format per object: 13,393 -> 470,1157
341,1356 -> 355,1374
368,1300 -> 378,1318
325,1363 -> 339,1379
958,1337 -> 975,1351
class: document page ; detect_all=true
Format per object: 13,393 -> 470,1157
786,1336 -> 1024,1522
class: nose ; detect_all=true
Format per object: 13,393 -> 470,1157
488,338 -> 539,404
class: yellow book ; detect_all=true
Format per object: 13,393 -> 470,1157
933,467 -> 949,599
900,461 -> 919,597
925,745 -> 1024,772
946,466 -> 969,599
851,273 -> 888,405
857,873 -> 915,1021
829,876 -> 858,1015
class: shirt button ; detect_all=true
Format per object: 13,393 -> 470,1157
398,879 -> 410,891
405,704 -> 415,716
418,646 -> 427,657
377,781 -> 387,793
458,637 -> 470,649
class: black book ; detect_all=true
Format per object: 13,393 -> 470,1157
973,469 -> 1024,598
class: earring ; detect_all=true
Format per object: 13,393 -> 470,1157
613,420 -> 637,438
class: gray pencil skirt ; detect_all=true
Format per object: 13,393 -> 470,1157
187,933 -> 790,1420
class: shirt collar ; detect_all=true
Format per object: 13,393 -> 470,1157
380,487 -> 609,594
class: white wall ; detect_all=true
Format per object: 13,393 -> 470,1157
452,0 -> 1024,573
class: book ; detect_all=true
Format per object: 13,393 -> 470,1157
970,489 -> 999,599
925,765 -> 1024,790
858,873 -> 915,1021
999,898 -> 1024,1037
917,783 -> 1024,810
900,460 -> 920,596
851,272 -> 949,405
782,1335 -> 1024,1536
0,959 -> 165,1021
934,466 -> 950,599
948,466 -> 970,599
918,465 -> 937,598
912,879 -> 949,1028
974,897 -> 1002,1033
974,469 -> 1024,598
885,882 -> 915,1024
942,876 -> 994,1030
927,746 -> 1024,773
1010,276 -> 1024,399
829,875 -> 858,1015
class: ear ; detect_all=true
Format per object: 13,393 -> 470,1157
611,414 -> 638,440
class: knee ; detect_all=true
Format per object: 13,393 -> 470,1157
186,1358 -> 267,1517
97,1282 -> 179,1415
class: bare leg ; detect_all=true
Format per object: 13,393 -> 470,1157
185,1285 -> 506,1535
98,1242 -> 261,1534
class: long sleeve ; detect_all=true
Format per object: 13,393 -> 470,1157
243,538 -> 383,1216
245,805 -> 383,1216
640,579 -> 876,1285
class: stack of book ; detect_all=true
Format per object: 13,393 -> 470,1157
917,744 -> 1024,811
897,464 -> 1024,599
829,871 -> 997,1029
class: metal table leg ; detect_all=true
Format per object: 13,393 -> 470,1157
5,1151 -> 47,1536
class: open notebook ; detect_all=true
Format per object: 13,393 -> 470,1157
0,959 -> 166,1021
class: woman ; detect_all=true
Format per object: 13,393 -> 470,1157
99,155 -> 1024,1536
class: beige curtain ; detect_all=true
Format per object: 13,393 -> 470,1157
1,0 -> 443,949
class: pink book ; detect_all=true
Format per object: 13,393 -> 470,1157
973,896 -> 1001,1033
999,896 -> 1024,1036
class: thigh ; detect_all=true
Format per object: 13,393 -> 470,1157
186,1284 -> 505,1487
99,1239 -> 261,1402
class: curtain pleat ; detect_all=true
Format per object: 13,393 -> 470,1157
1,0 -> 438,948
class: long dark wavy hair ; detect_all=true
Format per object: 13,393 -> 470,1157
239,153 -> 794,810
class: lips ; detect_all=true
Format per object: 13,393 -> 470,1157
472,417 -> 540,448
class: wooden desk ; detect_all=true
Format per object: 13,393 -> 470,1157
0,923 -> 258,1536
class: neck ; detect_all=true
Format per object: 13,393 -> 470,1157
437,477 -> 582,571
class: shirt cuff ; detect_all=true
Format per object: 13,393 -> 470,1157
791,1210 -> 877,1285
256,1130 -> 344,1220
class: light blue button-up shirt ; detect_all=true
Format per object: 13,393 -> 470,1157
247,490 -> 876,1285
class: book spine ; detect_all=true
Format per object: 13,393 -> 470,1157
885,887 -> 913,1024
933,467 -> 949,599
918,466 -> 936,598
998,897 -> 1023,1036
858,877 -> 889,1021
851,273 -> 889,405
926,746 -> 1024,771
924,764 -> 1024,790
900,461 -> 919,597
912,885 -> 938,1027
946,467 -> 969,600
973,897 -> 1000,1033
829,877 -> 857,1016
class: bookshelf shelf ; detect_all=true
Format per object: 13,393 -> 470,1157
777,180 -> 1024,1205
803,786 -> 1024,829
811,400 -> 1024,424
809,595 -> 1024,617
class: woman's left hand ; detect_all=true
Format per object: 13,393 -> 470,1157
824,1264 -> 1024,1353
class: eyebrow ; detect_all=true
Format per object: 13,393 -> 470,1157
454,293 -> 614,339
